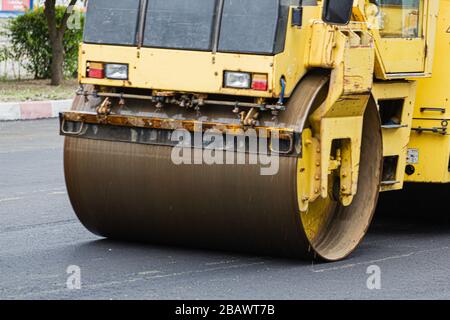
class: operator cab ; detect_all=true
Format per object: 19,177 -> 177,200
366,0 -> 429,75
84,0 -> 298,55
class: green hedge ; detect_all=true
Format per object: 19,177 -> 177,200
6,7 -> 84,80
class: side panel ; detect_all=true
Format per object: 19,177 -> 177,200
372,81 -> 417,191
377,38 -> 425,73
406,120 -> 449,183
405,0 -> 450,183
413,0 -> 450,120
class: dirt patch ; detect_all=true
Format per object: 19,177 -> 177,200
0,79 -> 78,102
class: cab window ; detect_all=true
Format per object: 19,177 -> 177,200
84,0 -> 140,46
143,0 -> 218,51
374,0 -> 423,38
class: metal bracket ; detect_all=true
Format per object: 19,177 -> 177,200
420,107 -> 446,114
412,126 -> 447,135
60,118 -> 85,136
270,133 -> 295,155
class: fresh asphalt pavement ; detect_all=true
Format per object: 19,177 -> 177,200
0,119 -> 449,300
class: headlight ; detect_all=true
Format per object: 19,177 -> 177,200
105,63 -> 129,80
224,71 -> 251,89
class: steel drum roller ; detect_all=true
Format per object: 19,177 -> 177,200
64,74 -> 382,260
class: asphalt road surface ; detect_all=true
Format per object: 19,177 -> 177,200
0,119 -> 449,300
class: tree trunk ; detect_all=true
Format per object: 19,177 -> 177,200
49,36 -> 65,86
44,0 -> 77,86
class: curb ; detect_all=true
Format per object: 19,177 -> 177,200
0,99 -> 72,121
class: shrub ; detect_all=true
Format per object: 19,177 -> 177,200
6,6 -> 84,80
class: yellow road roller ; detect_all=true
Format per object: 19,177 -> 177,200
60,0 -> 450,261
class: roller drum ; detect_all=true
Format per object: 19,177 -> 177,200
64,74 -> 382,260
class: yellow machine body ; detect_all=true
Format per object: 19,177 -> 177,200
77,0 -> 449,187
78,5 -> 322,99
61,0 -> 449,261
